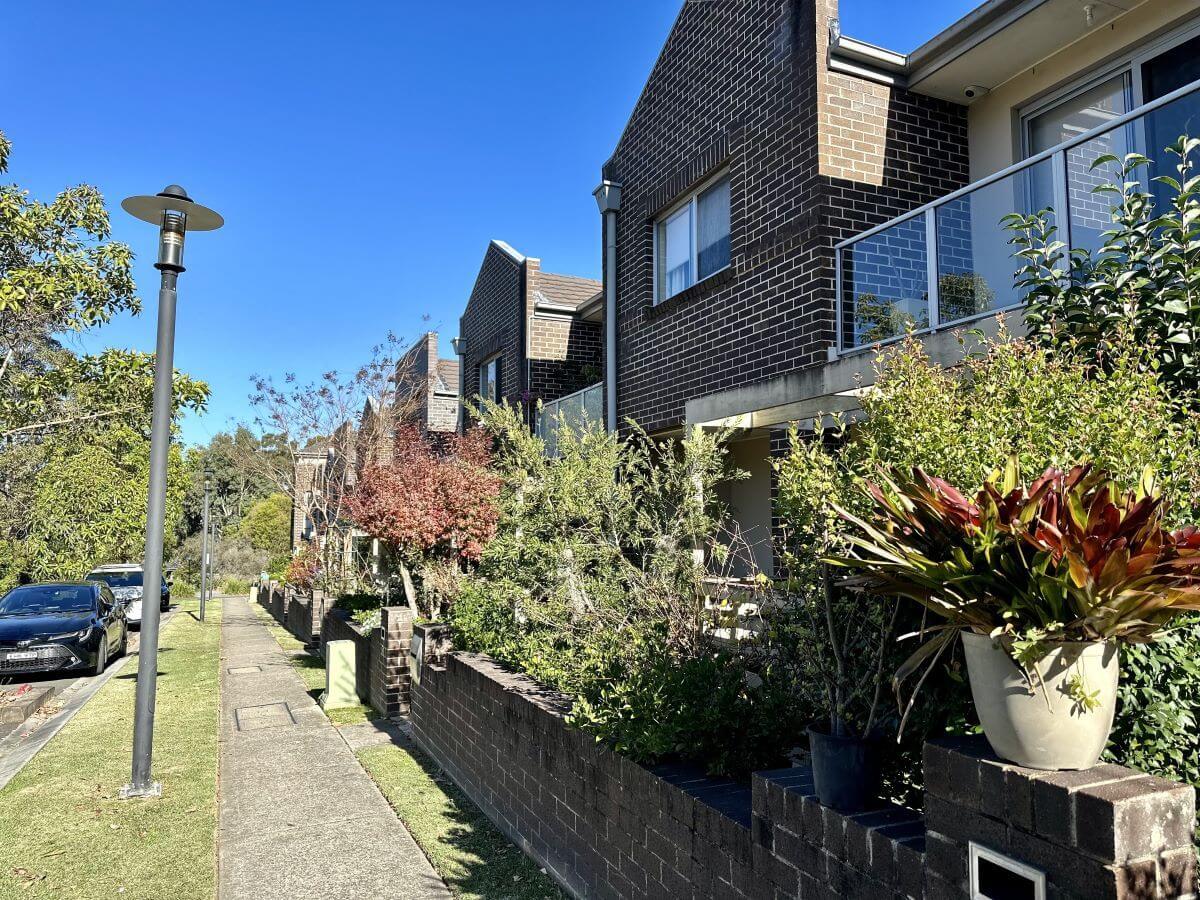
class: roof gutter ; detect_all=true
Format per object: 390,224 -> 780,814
827,0 -> 1051,90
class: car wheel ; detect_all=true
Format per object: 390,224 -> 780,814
93,641 -> 108,676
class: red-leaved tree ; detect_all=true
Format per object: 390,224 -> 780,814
346,425 -> 500,616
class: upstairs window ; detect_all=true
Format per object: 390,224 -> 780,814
655,172 -> 731,303
479,355 -> 500,404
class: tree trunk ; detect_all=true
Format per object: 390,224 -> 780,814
397,559 -> 419,617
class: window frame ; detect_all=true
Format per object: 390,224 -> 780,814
652,169 -> 731,305
1018,16 -> 1200,159
478,354 -> 501,404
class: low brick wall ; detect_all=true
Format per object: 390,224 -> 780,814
410,634 -> 1197,900
255,585 -> 329,646
320,605 -> 413,719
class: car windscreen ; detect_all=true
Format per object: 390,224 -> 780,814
87,571 -> 142,588
0,585 -> 95,615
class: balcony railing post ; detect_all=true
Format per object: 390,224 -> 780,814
834,245 -> 845,353
924,209 -> 939,330
1052,148 -> 1071,281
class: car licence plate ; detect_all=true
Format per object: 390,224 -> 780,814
4,651 -> 37,661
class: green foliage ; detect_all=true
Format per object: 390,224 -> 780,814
834,461 -> 1200,647
773,333 -> 1200,802
233,492 -> 292,554
451,402 -> 801,778
218,576 -> 251,595
335,592 -> 384,628
1008,138 -> 1200,405
0,425 -> 187,588
0,129 -> 207,589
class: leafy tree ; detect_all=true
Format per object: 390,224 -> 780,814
233,492 -> 292,555
346,425 -> 500,617
0,129 -> 206,588
2,425 -> 188,585
242,333 -> 427,586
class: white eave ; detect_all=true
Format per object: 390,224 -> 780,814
829,0 -> 1143,102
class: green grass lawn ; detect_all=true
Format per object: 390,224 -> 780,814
248,601 -> 377,726
358,742 -> 563,900
0,597 -> 221,900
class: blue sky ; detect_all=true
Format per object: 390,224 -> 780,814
2,0 -> 975,446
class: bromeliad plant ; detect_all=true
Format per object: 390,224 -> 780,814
831,461 -> 1200,713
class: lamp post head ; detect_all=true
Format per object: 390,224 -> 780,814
121,186 -> 223,274
204,467 -> 214,490
593,180 -> 623,215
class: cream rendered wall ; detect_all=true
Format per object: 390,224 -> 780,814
967,0 -> 1200,179
956,1 -> 1198,314
720,435 -> 774,579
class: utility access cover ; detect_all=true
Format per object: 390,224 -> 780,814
227,665 -> 261,675
234,702 -> 296,731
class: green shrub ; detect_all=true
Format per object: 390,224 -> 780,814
775,332 -> 1200,804
218,577 -> 251,595
451,402 -> 804,779
335,592 -> 384,629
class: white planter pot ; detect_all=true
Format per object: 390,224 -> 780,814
960,630 -> 1119,771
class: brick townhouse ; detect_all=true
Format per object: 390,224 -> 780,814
394,331 -> 460,438
290,332 -> 461,568
593,0 -> 1200,576
454,240 -> 603,432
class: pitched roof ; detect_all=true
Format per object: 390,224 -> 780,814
535,272 -> 603,310
435,358 -> 460,394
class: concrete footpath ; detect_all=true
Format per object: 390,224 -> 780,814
217,595 -> 451,900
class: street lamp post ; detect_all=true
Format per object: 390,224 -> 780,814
119,186 -> 223,799
200,468 -> 213,623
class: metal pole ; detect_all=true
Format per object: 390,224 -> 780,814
199,479 -> 210,622
122,269 -> 177,799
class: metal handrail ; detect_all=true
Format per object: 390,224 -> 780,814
835,74 -> 1200,353
834,74 -> 1200,251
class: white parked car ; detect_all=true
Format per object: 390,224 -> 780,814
84,564 -> 170,628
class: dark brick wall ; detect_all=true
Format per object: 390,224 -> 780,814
602,0 -> 969,432
460,242 -> 526,410
411,641 -> 1197,900
369,606 -> 412,717
257,584 -> 329,647
319,605 -> 413,718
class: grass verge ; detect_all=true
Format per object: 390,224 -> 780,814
0,597 -> 221,900
358,742 -> 563,900
248,601 -> 377,727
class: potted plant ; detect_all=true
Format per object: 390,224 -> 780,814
832,461 -> 1200,770
774,426 -> 898,811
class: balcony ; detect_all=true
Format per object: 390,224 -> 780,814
836,76 -> 1200,353
534,382 -> 604,456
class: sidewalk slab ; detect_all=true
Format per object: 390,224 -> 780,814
217,595 -> 451,900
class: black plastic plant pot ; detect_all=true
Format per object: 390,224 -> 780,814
806,724 -> 883,813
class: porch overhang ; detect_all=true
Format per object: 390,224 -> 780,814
830,0 -> 1144,101
686,314 -> 1015,431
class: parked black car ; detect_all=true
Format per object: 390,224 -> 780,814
0,582 -> 128,676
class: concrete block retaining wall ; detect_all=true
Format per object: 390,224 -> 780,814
410,624 -> 1197,900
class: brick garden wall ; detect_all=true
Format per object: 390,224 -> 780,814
410,635 -> 1197,900
319,604 -> 413,718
